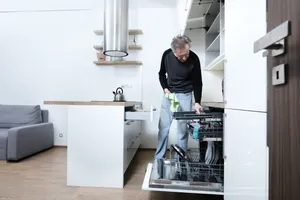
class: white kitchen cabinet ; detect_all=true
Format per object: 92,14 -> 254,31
224,0 -> 267,112
123,120 -> 142,173
223,109 -> 267,200
65,102 -> 155,188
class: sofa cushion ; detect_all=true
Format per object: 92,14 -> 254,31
0,128 -> 8,140
0,105 -> 42,128
0,128 -> 8,160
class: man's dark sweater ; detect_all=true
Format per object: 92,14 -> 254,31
158,48 -> 203,104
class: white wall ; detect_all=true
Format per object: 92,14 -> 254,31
0,0 -> 222,148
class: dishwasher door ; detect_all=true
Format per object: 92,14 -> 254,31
142,149 -> 224,195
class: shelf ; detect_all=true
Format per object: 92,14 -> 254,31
204,1 -> 220,17
204,0 -> 224,72
207,13 -> 220,35
93,45 -> 143,51
206,34 -> 220,52
94,29 -> 143,36
93,61 -> 143,65
204,53 -> 225,71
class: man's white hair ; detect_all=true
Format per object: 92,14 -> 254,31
171,35 -> 192,52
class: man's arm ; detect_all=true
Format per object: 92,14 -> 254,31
158,50 -> 170,90
192,55 -> 203,104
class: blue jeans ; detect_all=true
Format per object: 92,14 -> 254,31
154,92 -> 192,159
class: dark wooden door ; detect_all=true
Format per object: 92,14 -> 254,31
267,0 -> 300,199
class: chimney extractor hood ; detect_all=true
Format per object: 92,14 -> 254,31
103,0 -> 129,57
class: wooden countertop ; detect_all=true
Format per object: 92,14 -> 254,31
43,101 -> 223,108
43,101 -> 142,107
201,102 -> 224,108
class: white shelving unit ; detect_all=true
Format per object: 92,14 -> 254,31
204,1 -> 225,71
207,34 -> 220,52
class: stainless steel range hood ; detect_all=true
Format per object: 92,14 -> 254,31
103,0 -> 129,57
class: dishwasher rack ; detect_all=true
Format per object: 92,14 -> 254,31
164,111 -> 224,191
169,148 -> 224,183
148,110 -> 225,192
173,111 -> 223,141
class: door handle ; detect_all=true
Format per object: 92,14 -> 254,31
253,20 -> 291,57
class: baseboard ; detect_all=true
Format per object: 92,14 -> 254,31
54,145 -> 67,148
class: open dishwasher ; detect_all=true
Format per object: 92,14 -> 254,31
142,109 -> 224,195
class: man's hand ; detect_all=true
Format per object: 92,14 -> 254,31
164,88 -> 170,94
194,103 -> 203,114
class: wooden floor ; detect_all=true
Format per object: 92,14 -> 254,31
0,147 -> 223,200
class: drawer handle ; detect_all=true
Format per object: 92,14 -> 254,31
253,20 -> 291,57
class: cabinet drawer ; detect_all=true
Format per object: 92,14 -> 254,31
126,132 -> 141,151
123,133 -> 141,173
124,121 -> 133,149
124,120 -> 141,149
132,121 -> 142,137
125,106 -> 155,121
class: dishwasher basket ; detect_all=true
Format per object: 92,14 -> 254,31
169,111 -> 224,189
167,148 -> 224,191
173,111 -> 223,141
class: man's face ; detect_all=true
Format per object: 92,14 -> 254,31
174,44 -> 190,62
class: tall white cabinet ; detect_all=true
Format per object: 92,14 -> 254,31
224,0 -> 267,112
223,0 -> 268,200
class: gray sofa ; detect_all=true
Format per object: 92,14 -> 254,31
0,104 -> 54,161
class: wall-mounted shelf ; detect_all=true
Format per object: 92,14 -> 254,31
93,29 -> 143,66
204,0 -> 225,70
207,13 -> 220,35
93,45 -> 143,51
204,53 -> 225,71
93,61 -> 143,66
204,0 -> 220,16
207,34 -> 220,52
94,29 -> 143,36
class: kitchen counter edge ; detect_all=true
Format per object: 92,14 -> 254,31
43,101 -> 142,107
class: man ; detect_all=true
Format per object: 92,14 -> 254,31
154,35 -> 203,160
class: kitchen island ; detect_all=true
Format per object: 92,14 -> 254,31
44,101 -> 155,188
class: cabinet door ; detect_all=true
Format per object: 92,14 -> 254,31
224,109 -> 267,200
224,0 -> 267,112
